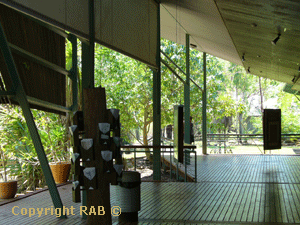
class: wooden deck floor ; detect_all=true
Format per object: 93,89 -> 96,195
1,155 -> 300,224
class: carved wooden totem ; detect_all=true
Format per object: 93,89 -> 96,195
69,87 -> 123,224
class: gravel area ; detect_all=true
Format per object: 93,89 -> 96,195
125,156 -> 178,182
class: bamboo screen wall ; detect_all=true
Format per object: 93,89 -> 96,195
2,0 -> 158,69
0,4 -> 66,114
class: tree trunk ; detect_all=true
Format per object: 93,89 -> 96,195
0,149 -> 7,182
143,107 -> 152,162
143,123 -> 152,162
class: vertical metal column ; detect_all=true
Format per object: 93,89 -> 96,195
81,0 -> 95,219
0,23 -> 65,218
184,34 -> 191,165
153,2 -> 161,181
82,0 -> 95,90
184,34 -> 190,144
202,52 -> 207,154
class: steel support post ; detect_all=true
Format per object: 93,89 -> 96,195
0,23 -> 65,218
82,0 -> 95,90
81,0 -> 95,219
161,51 -> 202,92
184,34 -> 191,165
202,52 -> 207,154
8,42 -> 70,76
184,34 -> 191,144
153,2 -> 161,180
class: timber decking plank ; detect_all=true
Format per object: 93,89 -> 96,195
278,184 -> 289,223
177,182 -> 215,221
286,183 -> 300,223
282,184 -> 294,223
144,183 -> 184,219
270,183 -> 277,223
264,183 -> 271,223
189,182 -> 223,221
273,183 -> 282,223
259,183 -> 267,223
155,183 -> 194,220
195,183 -> 225,220
240,182 -> 254,222
193,183 -> 225,221
235,182 -> 250,221
139,183 -> 172,218
169,183 -> 203,221
215,183 -> 239,222
249,183 -> 260,223
222,182 -> 242,222
228,183 -> 247,221
205,183 -> 232,221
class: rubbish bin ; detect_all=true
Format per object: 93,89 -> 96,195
116,171 -> 141,222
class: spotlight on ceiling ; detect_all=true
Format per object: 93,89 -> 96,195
190,44 -> 197,49
298,66 -> 300,72
292,76 -> 296,83
242,54 -> 245,62
271,34 -> 281,45
247,67 -> 250,73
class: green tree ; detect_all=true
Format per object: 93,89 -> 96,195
277,90 -> 300,133
0,105 -> 68,191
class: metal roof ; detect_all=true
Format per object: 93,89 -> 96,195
161,0 -> 300,92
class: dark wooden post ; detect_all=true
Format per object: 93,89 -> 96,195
83,87 -> 111,224
70,87 -> 123,224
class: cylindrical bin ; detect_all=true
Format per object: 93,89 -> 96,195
115,171 -> 141,222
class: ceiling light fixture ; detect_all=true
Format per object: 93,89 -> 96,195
247,67 -> 250,73
271,34 -> 281,45
242,54 -> 245,62
298,66 -> 300,72
190,44 -> 197,49
293,72 -> 300,84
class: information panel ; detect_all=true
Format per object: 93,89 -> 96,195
174,105 -> 184,163
263,109 -> 281,150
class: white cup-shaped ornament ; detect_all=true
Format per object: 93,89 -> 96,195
113,164 -> 124,176
73,181 -> 80,189
110,109 -> 120,119
98,123 -> 110,134
81,138 -> 93,150
101,150 -> 113,162
72,153 -> 80,163
83,167 -> 96,180
113,137 -> 121,147
69,125 -> 78,135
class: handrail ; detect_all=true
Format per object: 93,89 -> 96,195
120,146 -> 197,182
120,145 -> 196,149
196,133 -> 300,137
